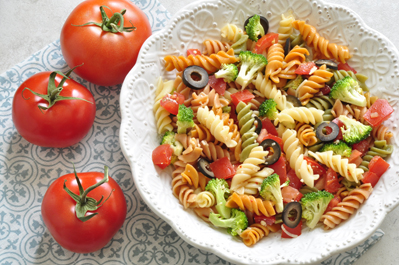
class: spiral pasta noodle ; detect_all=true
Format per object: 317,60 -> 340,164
265,43 -> 284,83
200,140 -> 230,161
306,95 -> 334,111
236,101 -> 259,162
296,122 -> 318,147
278,45 -> 309,80
164,49 -> 238,73
296,65 -> 333,105
242,167 -> 274,195
293,20 -> 351,63
220,23 -> 243,42
282,129 -> 318,187
173,73 -> 191,106
372,124 -> 393,142
203,39 -> 231,55
154,78 -> 174,134
359,140 -> 393,171
226,192 -> 276,217
171,175 -> 197,209
195,191 -> 216,208
197,106 -> 237,147
178,137 -> 203,163
252,72 -> 293,111
230,146 -> 268,193
321,183 -> 373,229
275,107 -> 324,128
190,124 -> 214,142
277,13 -> 295,45
181,164 -> 208,191
240,223 -> 280,247
308,150 -> 364,183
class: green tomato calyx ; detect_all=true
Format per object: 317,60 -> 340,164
21,64 -> 93,112
63,165 -> 115,222
73,5 -> 136,33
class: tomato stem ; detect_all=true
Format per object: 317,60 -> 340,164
63,165 -> 114,222
72,5 -> 136,33
21,64 -> 93,112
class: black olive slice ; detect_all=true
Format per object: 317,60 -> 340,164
316,122 -> 340,142
259,139 -> 281,166
286,95 -> 302,107
182,65 -> 209,90
315,59 -> 338,70
254,116 -> 262,135
282,202 -> 302,228
197,157 -> 215,179
244,15 -> 269,36
284,38 -> 291,56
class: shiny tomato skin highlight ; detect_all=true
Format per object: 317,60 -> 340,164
60,0 -> 152,86
41,171 -> 127,253
12,72 -> 96,148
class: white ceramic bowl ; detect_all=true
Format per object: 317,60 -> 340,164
119,0 -> 399,264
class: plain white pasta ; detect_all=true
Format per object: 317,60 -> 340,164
242,167 -> 274,195
220,23 -> 243,42
277,12 -> 295,45
252,72 -> 293,111
230,146 -> 268,193
282,129 -> 319,187
308,151 -> 364,183
275,107 -> 324,128
197,106 -> 237,148
154,78 -> 174,134
195,191 -> 216,208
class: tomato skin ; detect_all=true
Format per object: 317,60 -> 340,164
324,196 -> 341,213
254,215 -> 276,225
325,168 -> 340,194
286,169 -> 303,190
348,149 -> 363,167
230,90 -> 255,106
368,156 -> 390,178
210,157 -> 236,179
295,62 -> 316,75
338,62 -> 357,74
12,72 -> 96,148
187,49 -> 201,56
252,33 -> 279,54
60,0 -> 151,86
352,139 -> 370,156
268,156 -> 286,183
363,99 -> 394,127
160,93 -> 185,115
304,156 -> 327,176
362,171 -> 379,187
261,117 -> 278,136
208,75 -> 226,95
281,221 -> 302,238
282,186 -> 302,203
152,144 -> 173,169
41,171 -> 127,253
258,133 -> 283,151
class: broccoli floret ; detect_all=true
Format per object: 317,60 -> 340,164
301,190 -> 334,229
259,99 -> 278,120
259,174 -> 284,213
209,208 -> 248,236
161,131 -> 183,163
329,76 -> 367,107
205,178 -> 231,219
283,75 -> 304,90
338,115 -> 372,145
214,64 -> 238,83
319,141 -> 352,158
236,51 -> 268,89
176,104 -> 194,134
245,15 -> 265,41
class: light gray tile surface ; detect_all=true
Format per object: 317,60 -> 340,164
0,1 -> 398,264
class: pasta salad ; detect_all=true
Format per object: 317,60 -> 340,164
151,13 -> 394,247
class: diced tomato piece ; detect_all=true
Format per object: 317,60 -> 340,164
324,195 -> 341,213
338,62 -> 357,74
304,156 -> 327,176
282,186 -> 302,203
252,33 -> 279,54
209,157 -> 236,179
254,215 -> 276,225
281,221 -> 302,238
363,99 -> 394,127
286,169 -> 303,190
261,117 -> 278,136
208,75 -> 226,96
187,49 -> 201,56
152,144 -> 173,169
295,62 -> 316,75
325,168 -> 340,194
268,156 -> 287,184
320,84 -> 331,95
362,171 -> 380,187
349,149 -> 363,167
230,90 -> 255,107
160,92 -> 185,115
368,156 -> 390,178
314,173 -> 326,190
352,139 -> 370,156
258,133 -> 283,151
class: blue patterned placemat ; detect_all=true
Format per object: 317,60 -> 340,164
0,0 -> 384,264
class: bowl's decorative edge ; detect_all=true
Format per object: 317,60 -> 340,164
119,0 -> 399,264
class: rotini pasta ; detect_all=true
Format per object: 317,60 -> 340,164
240,223 -> 280,247
359,140 -> 393,171
236,101 -> 259,162
220,23 -> 242,42
277,12 -> 295,45
226,192 -> 276,217
296,122 -> 317,147
202,39 -> 231,55
195,191 -> 216,208
278,45 -> 309,80
154,78 -> 174,134
275,107 -> 324,128
265,43 -> 284,83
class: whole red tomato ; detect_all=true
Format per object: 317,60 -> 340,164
60,0 -> 152,86
12,70 -> 96,148
41,166 -> 127,253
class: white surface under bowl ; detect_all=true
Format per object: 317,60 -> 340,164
119,0 -> 399,264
